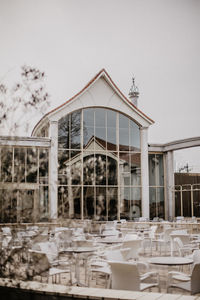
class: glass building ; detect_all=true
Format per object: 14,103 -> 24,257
0,69 -> 198,223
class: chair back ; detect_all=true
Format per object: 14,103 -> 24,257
193,250 -> 200,264
105,248 -> 129,262
122,239 -> 141,260
109,261 -> 140,291
191,263 -> 200,294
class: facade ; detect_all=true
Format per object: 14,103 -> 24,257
0,69 -> 199,223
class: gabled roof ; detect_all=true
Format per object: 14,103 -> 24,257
32,69 -> 154,135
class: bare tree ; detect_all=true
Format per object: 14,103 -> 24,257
0,65 -> 50,135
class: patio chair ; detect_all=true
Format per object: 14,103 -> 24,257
167,263 -> 200,295
167,249 -> 200,284
87,248 -> 129,288
28,250 -> 72,284
109,261 -> 160,292
173,237 -> 199,256
122,239 -> 142,260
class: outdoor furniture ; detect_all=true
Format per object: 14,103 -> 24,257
28,250 -> 72,284
167,263 -> 200,295
108,261 -> 160,292
122,239 -> 142,260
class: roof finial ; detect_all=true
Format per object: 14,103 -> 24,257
129,76 -> 139,107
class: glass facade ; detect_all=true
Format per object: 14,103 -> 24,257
148,154 -> 165,219
58,108 -> 141,220
0,146 -> 49,223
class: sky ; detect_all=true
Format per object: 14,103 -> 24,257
0,0 -> 200,170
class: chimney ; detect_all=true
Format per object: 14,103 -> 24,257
129,76 -> 139,107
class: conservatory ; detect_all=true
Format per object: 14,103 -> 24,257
0,69 -> 188,223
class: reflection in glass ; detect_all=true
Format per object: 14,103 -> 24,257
58,115 -> 69,149
83,154 -> 95,185
130,120 -> 140,150
73,186 -> 81,219
107,110 -> 117,150
39,186 -> 49,221
95,154 -> 106,185
107,156 -> 117,185
26,148 -> 38,183
1,148 -> 12,182
84,187 -> 94,219
130,153 -> 141,186
14,148 -> 25,182
107,187 -> 117,220
96,187 -> 106,220
58,186 -> 69,218
71,110 -> 81,149
57,108 -> 141,220
150,187 -> 164,219
39,149 -> 49,184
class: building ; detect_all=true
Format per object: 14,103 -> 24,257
0,69 -> 199,223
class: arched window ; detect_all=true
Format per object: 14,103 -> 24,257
58,108 -> 141,220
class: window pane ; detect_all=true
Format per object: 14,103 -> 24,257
58,115 -> 69,149
95,127 -> 106,149
83,108 -> 94,127
156,154 -> 164,186
1,148 -> 12,182
14,148 -> 25,182
84,187 -> 94,219
96,187 -> 106,220
107,156 -> 117,185
39,149 -> 49,184
95,108 -> 106,127
58,186 -> 69,218
58,150 -> 69,184
130,120 -> 140,151
119,152 -> 130,186
83,153 -> 95,185
72,186 -> 81,219
95,154 -> 106,185
120,187 -> 131,220
71,110 -> 81,149
149,154 -> 156,186
107,187 -> 117,220
83,108 -> 94,149
26,148 -> 38,183
39,186 -> 49,221
84,126 -> 94,149
130,153 -> 141,186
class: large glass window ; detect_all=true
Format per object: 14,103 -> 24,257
0,146 -> 49,223
149,154 -> 164,219
58,108 -> 141,220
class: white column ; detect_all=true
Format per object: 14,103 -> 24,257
165,151 -> 174,220
49,120 -> 58,221
140,127 -> 149,219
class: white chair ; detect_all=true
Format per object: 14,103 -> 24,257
28,250 -> 72,284
167,263 -> 200,295
173,237 -> 199,256
109,261 -> 160,292
167,249 -> 200,284
122,239 -> 142,260
88,248 -> 129,288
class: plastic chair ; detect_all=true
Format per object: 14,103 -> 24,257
167,263 -> 200,295
122,239 -> 142,260
109,261 -> 160,292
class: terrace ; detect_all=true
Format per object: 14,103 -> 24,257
1,219 -> 200,299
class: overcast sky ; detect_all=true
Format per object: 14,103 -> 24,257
0,0 -> 200,170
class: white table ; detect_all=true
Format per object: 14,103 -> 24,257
61,247 -> 96,286
148,256 -> 193,266
148,256 -> 193,291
